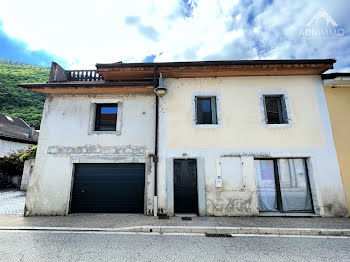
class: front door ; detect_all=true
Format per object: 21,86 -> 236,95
174,159 -> 198,214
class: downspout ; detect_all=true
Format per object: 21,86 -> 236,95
153,65 -> 159,217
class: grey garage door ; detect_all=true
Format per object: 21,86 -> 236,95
70,163 -> 145,213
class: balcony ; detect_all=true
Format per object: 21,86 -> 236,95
66,70 -> 103,81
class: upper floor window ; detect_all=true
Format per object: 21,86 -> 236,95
95,104 -> 118,131
195,96 -> 218,125
263,95 -> 288,124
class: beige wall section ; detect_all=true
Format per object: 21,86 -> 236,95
158,75 -> 348,217
166,76 -> 325,148
324,86 -> 350,213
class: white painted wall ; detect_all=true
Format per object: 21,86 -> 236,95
157,75 -> 348,217
0,139 -> 32,155
25,94 -> 156,215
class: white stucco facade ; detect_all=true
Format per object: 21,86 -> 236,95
25,94 -> 156,215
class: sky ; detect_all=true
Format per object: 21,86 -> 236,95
0,0 -> 349,72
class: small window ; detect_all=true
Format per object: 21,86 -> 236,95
195,97 -> 218,125
95,104 -> 118,131
264,95 -> 288,124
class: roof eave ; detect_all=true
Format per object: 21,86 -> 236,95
322,72 -> 350,79
96,59 -> 336,69
18,81 -> 154,88
18,81 -> 155,94
97,60 -> 335,81
0,135 -> 38,145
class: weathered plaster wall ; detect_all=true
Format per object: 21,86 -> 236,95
0,139 -> 32,155
324,86 -> 350,214
157,76 -> 348,217
25,94 -> 155,216
20,159 -> 35,191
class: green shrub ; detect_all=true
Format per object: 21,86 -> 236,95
0,150 -> 25,177
19,146 -> 37,161
0,146 -> 37,177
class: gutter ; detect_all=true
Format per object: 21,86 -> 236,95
153,65 -> 159,217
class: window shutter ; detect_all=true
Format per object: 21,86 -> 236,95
211,97 -> 218,124
95,104 -> 100,131
282,96 -> 288,123
194,96 -> 198,124
262,97 -> 268,124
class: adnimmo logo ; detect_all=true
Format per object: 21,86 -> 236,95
299,8 -> 345,38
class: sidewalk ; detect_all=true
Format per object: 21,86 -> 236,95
0,189 -> 26,215
0,214 -> 349,236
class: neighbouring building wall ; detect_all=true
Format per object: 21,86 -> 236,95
0,139 -> 32,155
25,94 -> 155,215
157,75 -> 348,217
324,86 -> 350,214
20,159 -> 35,191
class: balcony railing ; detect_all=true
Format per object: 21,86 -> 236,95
66,70 -> 103,81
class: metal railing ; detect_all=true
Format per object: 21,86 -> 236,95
66,70 -> 103,81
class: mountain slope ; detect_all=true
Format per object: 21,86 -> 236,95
0,59 -> 49,128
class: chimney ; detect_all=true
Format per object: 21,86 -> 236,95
28,127 -> 35,139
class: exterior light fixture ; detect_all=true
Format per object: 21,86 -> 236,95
154,73 -> 167,97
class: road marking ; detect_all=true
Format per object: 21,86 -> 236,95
0,230 -> 205,236
231,234 -> 350,239
162,232 -> 205,236
0,230 -> 349,239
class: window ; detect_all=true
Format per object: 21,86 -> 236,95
192,92 -> 221,128
255,158 -> 313,213
264,95 -> 288,124
95,104 -> 118,131
195,96 -> 217,125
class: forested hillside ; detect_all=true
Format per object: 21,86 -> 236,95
0,59 -> 49,129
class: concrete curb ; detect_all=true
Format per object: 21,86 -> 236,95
0,225 -> 349,236
141,226 -> 350,236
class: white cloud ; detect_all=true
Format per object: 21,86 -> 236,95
0,0 -> 349,71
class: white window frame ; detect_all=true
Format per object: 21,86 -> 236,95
191,92 -> 222,128
88,100 -> 123,135
259,91 -> 292,128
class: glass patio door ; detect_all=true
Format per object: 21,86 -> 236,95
255,158 -> 313,213
255,160 -> 278,212
277,159 -> 313,211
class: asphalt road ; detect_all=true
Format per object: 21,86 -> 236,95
0,231 -> 349,262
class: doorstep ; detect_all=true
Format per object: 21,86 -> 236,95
259,212 -> 319,217
175,213 -> 197,217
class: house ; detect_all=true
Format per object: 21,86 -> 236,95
322,73 -> 350,215
0,113 -> 38,188
19,59 -> 348,217
0,113 -> 38,158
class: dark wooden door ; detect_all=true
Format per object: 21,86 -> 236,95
174,159 -> 198,214
70,163 -> 145,213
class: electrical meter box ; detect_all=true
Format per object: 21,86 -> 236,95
216,178 -> 223,188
